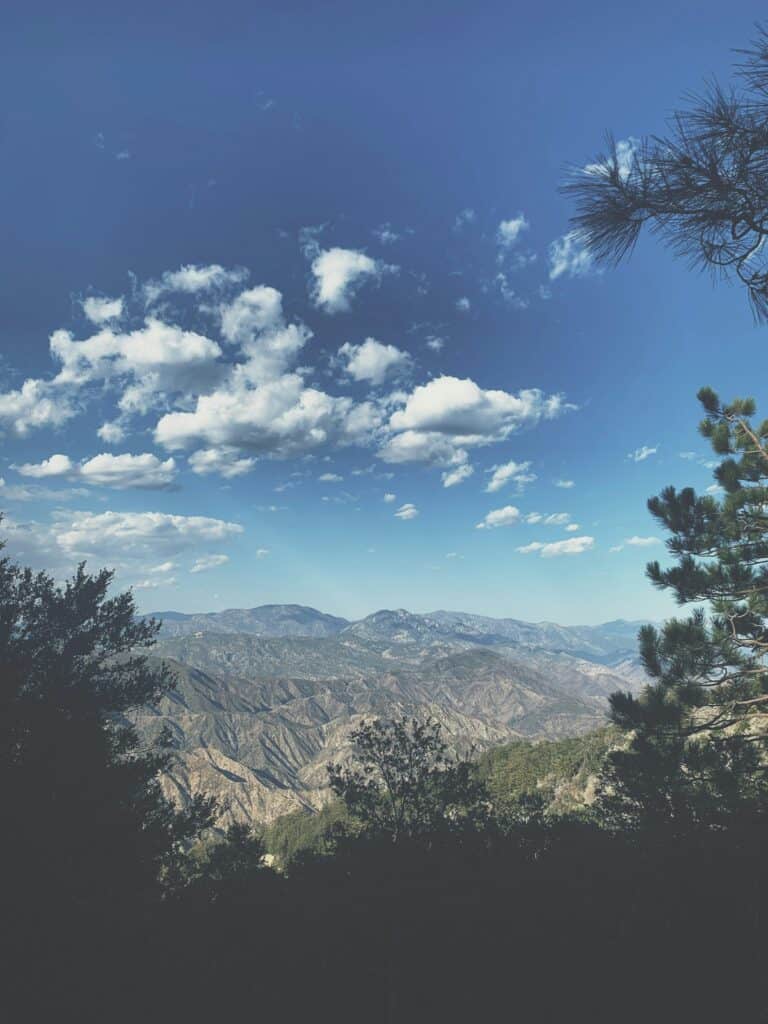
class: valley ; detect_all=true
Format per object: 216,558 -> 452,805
134,605 -> 648,825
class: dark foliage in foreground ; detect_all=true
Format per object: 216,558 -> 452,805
9,816 -> 768,1023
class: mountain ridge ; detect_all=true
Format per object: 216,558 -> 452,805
133,604 -> 651,827
148,602 -> 651,648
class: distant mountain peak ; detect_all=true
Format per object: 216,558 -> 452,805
147,603 -> 652,655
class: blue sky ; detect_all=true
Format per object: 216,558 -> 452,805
0,0 -> 766,624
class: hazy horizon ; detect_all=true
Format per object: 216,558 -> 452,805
144,600 -> 655,631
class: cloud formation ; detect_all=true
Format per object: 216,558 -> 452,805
516,536 -> 594,557
338,337 -> 412,386
497,214 -> 529,248
310,247 -> 393,313
54,510 -> 242,560
0,509 -> 243,585
15,452 -> 177,489
0,379 -> 76,437
628,445 -> 657,462
584,137 -> 638,183
82,296 -> 124,325
548,232 -> 594,280
380,377 -> 572,473
188,447 -> 256,478
190,553 -> 230,573
144,263 -> 248,304
442,464 -> 474,488
485,459 -> 536,494
0,265 -> 576,492
394,503 -> 419,520
524,512 -> 571,526
476,505 -> 521,529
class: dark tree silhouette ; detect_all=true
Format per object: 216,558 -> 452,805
0,542 -> 213,904
327,716 -> 488,841
565,30 -> 768,318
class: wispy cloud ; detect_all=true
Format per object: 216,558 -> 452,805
548,232 -> 594,280
628,446 -> 658,462
394,503 -> 419,520
486,460 -> 536,494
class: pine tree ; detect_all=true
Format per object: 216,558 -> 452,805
600,389 -> 768,829
565,30 -> 768,319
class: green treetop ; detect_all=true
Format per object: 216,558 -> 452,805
601,390 -> 768,829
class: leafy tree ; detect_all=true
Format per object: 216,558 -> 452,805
0,542 -> 214,904
263,799 -> 351,867
599,390 -> 768,828
184,822 -> 271,902
476,726 -> 617,817
327,716 -> 488,841
565,30 -> 768,318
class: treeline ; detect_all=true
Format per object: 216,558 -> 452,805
262,725 -> 617,866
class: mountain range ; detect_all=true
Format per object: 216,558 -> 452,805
134,605 -> 650,826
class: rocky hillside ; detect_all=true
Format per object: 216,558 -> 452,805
134,605 -> 649,827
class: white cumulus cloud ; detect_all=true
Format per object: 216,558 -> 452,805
310,247 -> 393,313
188,447 -> 257,478
50,318 -> 224,415
517,536 -> 594,557
82,296 -> 124,325
338,337 -> 412,386
15,454 -> 74,478
16,452 -> 177,490
497,214 -> 529,248
97,421 -> 126,445
389,377 -> 569,438
144,264 -> 248,304
154,374 -> 379,458
79,453 -> 177,489
54,510 -> 242,559
219,285 -> 283,344
0,379 -> 76,437
476,505 -> 521,529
